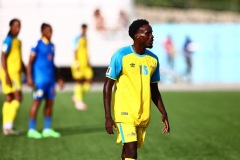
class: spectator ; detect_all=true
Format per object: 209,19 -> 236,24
93,9 -> 106,31
163,35 -> 176,70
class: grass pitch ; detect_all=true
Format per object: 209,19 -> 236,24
0,90 -> 240,160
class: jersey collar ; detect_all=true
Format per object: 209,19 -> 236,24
130,45 -> 146,57
42,36 -> 50,44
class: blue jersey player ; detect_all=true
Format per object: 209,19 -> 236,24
26,23 -> 64,139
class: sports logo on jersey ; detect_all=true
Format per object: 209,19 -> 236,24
106,67 -> 111,74
121,112 -> 128,115
130,63 -> 135,67
127,132 -> 136,137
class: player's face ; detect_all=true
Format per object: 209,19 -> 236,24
11,21 -> 21,37
43,27 -> 52,40
136,24 -> 154,48
82,27 -> 87,35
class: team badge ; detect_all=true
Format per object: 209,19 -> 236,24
48,54 -> 53,60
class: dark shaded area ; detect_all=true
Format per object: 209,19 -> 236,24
59,66 -> 108,82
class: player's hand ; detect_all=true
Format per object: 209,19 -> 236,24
58,79 -> 64,90
27,76 -> 34,87
161,114 -> 170,135
105,117 -> 117,134
6,74 -> 12,87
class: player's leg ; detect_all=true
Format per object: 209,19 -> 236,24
27,83 -> 45,138
8,90 -> 22,130
74,79 -> 87,110
1,70 -> 19,135
82,67 -> 93,94
116,123 -> 138,160
121,145 -> 126,160
2,93 -> 16,135
71,62 -> 84,104
41,83 -> 60,138
73,79 -> 84,102
122,142 -> 138,160
27,99 -> 42,138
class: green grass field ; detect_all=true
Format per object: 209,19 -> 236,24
1,90 -> 240,160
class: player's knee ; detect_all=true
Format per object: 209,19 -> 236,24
124,143 -> 137,159
125,150 -> 137,159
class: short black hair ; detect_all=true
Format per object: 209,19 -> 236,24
41,23 -> 51,32
9,18 -> 20,27
128,19 -> 149,39
82,24 -> 87,28
8,18 -> 21,36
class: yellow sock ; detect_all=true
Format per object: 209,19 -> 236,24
83,82 -> 91,94
2,102 -> 11,124
125,158 -> 136,160
74,83 -> 83,102
9,100 -> 20,123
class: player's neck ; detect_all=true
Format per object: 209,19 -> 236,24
132,45 -> 145,55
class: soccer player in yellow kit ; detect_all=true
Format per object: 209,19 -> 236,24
1,19 -> 26,135
71,24 -> 93,110
103,19 -> 170,160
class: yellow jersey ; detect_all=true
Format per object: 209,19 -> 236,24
75,35 -> 89,69
106,46 -> 160,127
1,35 -> 22,74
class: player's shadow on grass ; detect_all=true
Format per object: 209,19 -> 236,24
55,125 -> 105,136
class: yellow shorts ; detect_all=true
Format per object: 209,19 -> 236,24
116,123 -> 147,148
71,62 -> 93,80
0,69 -> 21,94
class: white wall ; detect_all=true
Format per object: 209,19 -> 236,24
0,0 -> 134,67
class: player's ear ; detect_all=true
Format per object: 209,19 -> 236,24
134,33 -> 139,39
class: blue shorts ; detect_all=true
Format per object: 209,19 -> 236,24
32,82 -> 55,100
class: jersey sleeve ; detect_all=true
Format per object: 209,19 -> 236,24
73,36 -> 80,51
151,60 -> 160,83
1,36 -> 12,54
31,40 -> 39,55
105,51 -> 123,80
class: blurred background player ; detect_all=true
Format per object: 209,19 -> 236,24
183,36 -> 195,77
71,24 -> 93,110
26,23 -> 64,139
163,35 -> 176,70
0,18 -> 26,136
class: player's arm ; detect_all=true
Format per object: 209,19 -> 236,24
21,61 -> 26,75
1,51 -> 12,86
27,53 -> 36,87
151,82 -> 170,134
103,77 -> 116,134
